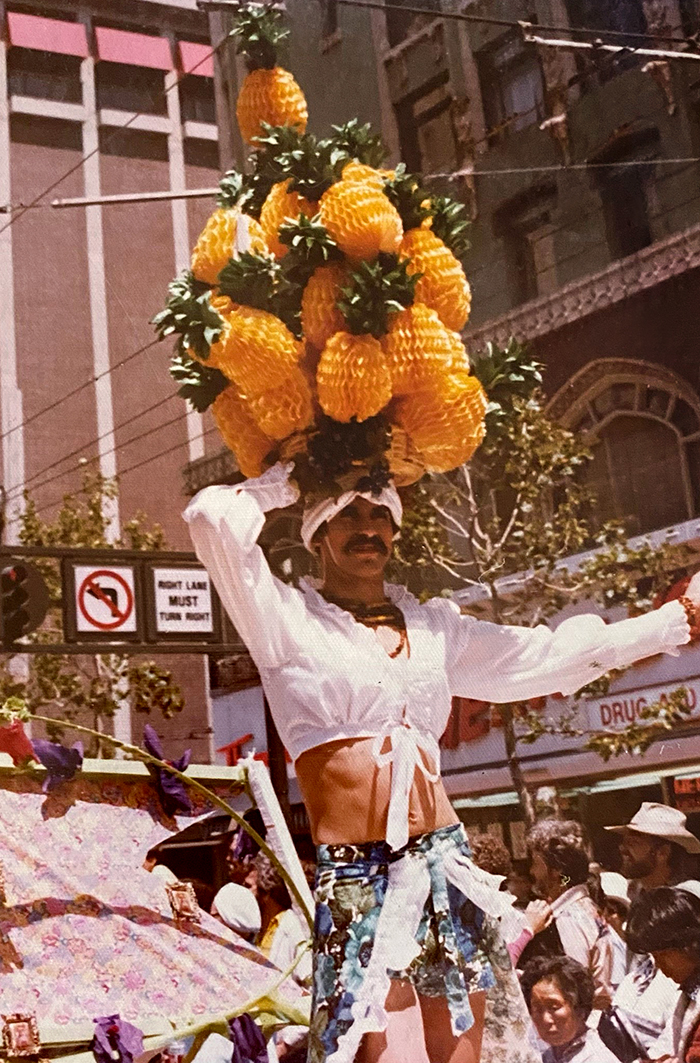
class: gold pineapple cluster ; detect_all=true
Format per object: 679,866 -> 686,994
159,3 -> 486,484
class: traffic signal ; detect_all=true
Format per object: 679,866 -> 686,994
0,561 -> 50,647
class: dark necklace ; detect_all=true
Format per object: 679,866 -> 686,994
322,593 -> 409,658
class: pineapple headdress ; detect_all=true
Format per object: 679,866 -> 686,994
155,2 -> 487,496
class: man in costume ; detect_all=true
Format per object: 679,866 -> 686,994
185,462 -> 698,1063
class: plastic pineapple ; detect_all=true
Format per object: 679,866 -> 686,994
156,3 -> 487,497
233,5 -> 308,145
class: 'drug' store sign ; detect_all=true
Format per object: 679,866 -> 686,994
585,677 -> 700,730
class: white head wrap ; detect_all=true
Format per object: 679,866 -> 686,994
212,882 -> 261,935
301,484 -> 403,552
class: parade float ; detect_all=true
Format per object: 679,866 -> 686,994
155,4 -> 487,499
0,704 -> 311,1063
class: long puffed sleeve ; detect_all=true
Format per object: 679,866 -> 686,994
183,463 -> 307,670
425,597 -> 691,703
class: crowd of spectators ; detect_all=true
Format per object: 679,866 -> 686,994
467,801 -> 700,1063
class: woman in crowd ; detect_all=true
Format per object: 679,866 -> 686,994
626,886 -> 700,1062
521,955 -> 620,1063
519,819 -> 614,1010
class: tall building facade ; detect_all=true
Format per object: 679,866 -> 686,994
0,0 -> 225,760
203,0 -> 700,842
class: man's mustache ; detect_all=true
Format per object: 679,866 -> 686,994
344,535 -> 389,556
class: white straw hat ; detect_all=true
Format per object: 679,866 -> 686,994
605,801 -> 700,854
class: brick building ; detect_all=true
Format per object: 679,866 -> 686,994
0,0 -> 226,759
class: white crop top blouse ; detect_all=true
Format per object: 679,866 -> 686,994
184,463 -> 691,851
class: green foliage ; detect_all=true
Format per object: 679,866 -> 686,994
170,351 -> 230,414
383,165 -> 432,232
330,119 -> 386,169
470,338 -> 543,436
231,3 -> 288,70
152,272 -> 223,361
2,470 -> 183,756
338,254 -> 419,337
428,196 -> 472,259
129,661 -> 185,719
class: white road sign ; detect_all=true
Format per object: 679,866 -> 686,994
75,565 -> 137,633
152,567 -> 214,634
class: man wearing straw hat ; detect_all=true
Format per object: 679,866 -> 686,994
600,804 -> 700,1059
185,463 -> 700,1063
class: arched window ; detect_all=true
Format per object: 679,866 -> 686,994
548,360 -> 700,535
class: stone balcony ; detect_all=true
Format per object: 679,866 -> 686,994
467,218 -> 700,349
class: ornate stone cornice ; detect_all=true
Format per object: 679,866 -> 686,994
467,218 -> 700,349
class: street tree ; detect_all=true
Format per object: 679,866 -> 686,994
0,468 -> 184,755
393,341 -> 695,824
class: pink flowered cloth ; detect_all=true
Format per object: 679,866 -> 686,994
0,773 -> 306,1034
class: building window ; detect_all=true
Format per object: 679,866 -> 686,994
7,47 -> 82,104
179,75 -> 216,124
395,74 -> 457,175
679,0 -> 700,36
477,32 -> 545,140
554,360 -> 700,536
564,0 -> 647,35
494,184 -> 557,306
598,163 -> 653,259
320,0 -> 339,41
385,0 -> 440,50
96,61 -> 167,115
564,0 -> 647,85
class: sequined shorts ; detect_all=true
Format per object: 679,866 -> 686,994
309,823 -> 496,1062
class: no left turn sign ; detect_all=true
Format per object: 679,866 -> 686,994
74,565 -> 137,634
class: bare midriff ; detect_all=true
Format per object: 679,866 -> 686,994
295,735 -> 459,845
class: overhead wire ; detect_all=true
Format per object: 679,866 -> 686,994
33,423 -> 221,517
0,337 -> 163,445
331,0 -> 700,47
0,36 -> 225,238
9,390 -> 181,500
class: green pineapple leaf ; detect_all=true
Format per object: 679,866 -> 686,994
278,213 -> 341,268
429,195 -> 471,258
329,119 -> 387,169
152,271 -> 223,361
170,351 -> 230,413
217,170 -> 245,210
383,165 -> 432,231
338,253 -> 419,338
231,4 -> 288,70
217,251 -> 281,309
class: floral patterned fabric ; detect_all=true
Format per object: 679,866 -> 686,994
0,772 -> 306,1042
310,824 -> 497,1063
